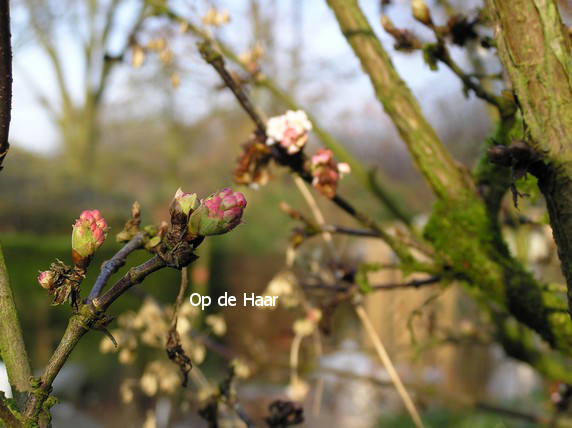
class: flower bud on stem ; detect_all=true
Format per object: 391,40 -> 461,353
71,210 -> 109,269
188,188 -> 247,238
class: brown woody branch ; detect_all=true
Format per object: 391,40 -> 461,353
281,201 -> 392,239
24,255 -> 167,421
432,42 -> 513,117
0,0 -> 10,170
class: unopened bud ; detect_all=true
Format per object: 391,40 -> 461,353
188,188 -> 247,237
72,210 -> 109,265
412,0 -> 432,26
38,270 -> 56,291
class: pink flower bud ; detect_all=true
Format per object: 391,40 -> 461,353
38,270 -> 55,290
188,188 -> 247,237
72,209 -> 109,264
311,148 -> 334,167
310,149 -> 350,198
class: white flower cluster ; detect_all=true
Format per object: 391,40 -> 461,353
266,110 -> 313,155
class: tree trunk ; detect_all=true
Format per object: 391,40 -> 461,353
487,0 -> 572,318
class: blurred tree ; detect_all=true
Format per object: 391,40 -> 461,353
13,0 -> 147,176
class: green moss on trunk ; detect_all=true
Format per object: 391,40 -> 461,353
425,193 -> 572,353
488,0 -> 572,318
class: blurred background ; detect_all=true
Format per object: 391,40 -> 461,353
1,0 -> 570,426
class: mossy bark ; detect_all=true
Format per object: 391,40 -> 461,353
487,0 -> 572,318
0,244 -> 32,410
424,194 -> 572,353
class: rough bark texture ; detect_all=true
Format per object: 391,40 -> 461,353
0,244 -> 33,409
487,0 -> 572,318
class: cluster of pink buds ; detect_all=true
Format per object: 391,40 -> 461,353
188,188 -> 247,237
72,209 -> 109,266
266,110 -> 312,155
310,149 -> 351,198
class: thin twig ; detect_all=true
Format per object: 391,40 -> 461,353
95,255 -> 166,310
321,225 -> 382,237
170,267 -> 189,326
280,201 -> 319,229
302,276 -> 440,293
289,334 -> 303,388
201,367 -> 255,428
354,303 -> 424,428
311,328 -> 324,417
293,176 -> 337,259
436,42 -> 512,116
165,268 -> 193,386
232,401 -> 255,428
371,276 -> 441,290
88,232 -> 146,300
199,42 -> 267,133
417,15 -> 515,117
281,202 -> 384,238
